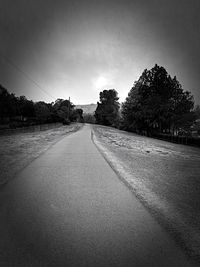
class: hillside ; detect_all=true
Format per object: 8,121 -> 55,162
75,104 -> 97,114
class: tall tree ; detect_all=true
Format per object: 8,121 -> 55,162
53,99 -> 74,123
122,64 -> 195,135
95,89 -> 120,126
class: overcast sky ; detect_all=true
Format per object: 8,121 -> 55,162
0,0 -> 200,104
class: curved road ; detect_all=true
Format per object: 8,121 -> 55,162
0,125 -> 192,266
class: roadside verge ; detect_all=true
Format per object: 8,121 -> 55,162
91,126 -> 200,265
0,123 -> 83,186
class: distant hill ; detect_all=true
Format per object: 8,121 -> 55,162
75,104 -> 97,114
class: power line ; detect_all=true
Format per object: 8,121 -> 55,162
0,53 -> 56,101
0,23 -> 56,101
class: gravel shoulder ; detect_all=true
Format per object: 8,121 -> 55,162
92,124 -> 200,264
0,123 -> 83,186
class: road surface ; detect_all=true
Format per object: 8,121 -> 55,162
0,125 -> 192,266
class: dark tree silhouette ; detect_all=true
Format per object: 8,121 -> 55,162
191,105 -> 200,135
0,85 -> 18,120
34,101 -> 51,123
17,96 -> 35,118
95,89 -> 120,126
83,113 -> 96,124
122,64 -> 195,135
70,108 -> 84,122
53,99 -> 74,123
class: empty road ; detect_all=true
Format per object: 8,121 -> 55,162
0,125 -> 192,266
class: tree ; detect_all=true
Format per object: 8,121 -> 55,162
122,64 -> 195,135
16,96 -> 35,119
95,89 -> 120,126
53,99 -> 74,123
34,101 -> 51,123
168,77 -> 195,134
192,105 -> 200,135
194,105 -> 200,119
83,113 -> 96,124
0,85 -> 18,120
70,108 -> 84,122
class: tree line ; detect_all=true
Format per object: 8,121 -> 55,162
1,64 -> 199,136
95,64 -> 200,137
0,85 -> 83,128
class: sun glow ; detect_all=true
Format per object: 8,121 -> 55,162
94,76 -> 108,89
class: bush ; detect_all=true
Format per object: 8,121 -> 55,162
63,118 -> 70,125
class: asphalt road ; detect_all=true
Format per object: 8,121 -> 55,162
0,125 -> 192,266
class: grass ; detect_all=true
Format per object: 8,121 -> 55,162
92,124 -> 200,263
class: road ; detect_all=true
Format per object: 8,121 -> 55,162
0,125 -> 192,266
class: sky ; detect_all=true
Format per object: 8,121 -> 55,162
0,0 -> 200,105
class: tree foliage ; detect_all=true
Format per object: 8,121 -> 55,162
0,85 -> 17,119
34,101 -> 51,123
95,89 -> 120,126
0,84 -> 82,127
83,113 -> 96,124
17,96 -> 35,118
70,108 -> 84,122
53,99 -> 72,122
192,105 -> 200,135
122,64 -> 195,135
0,85 -> 35,120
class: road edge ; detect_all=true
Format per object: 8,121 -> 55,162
0,123 -> 84,189
91,126 -> 199,266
